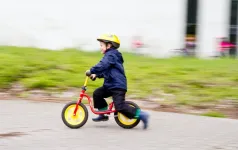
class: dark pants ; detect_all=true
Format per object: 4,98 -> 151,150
93,86 -> 137,119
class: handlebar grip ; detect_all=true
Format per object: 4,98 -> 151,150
85,70 -> 91,76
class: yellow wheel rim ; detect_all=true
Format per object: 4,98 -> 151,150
118,104 -> 137,125
64,104 -> 85,126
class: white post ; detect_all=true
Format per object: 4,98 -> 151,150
196,0 -> 230,58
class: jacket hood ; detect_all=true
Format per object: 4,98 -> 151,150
107,48 -> 124,63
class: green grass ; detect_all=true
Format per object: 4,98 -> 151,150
201,111 -> 226,118
1,46 -> 238,106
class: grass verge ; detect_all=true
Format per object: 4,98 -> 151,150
201,111 -> 226,118
1,46 -> 238,107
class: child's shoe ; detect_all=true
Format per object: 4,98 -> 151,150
138,111 -> 149,129
92,114 -> 109,122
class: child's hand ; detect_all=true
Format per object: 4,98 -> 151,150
90,74 -> 97,81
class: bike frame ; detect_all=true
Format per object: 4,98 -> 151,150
73,76 -> 116,116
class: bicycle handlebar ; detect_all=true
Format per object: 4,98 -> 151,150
85,70 -> 91,76
83,76 -> 89,87
83,70 -> 96,86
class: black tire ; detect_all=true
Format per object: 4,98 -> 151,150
114,101 -> 140,129
61,101 -> 88,129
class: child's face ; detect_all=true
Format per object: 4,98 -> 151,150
99,42 -> 111,54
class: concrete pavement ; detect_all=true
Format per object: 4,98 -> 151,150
0,100 -> 238,150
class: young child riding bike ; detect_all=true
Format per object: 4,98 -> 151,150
86,34 -> 149,129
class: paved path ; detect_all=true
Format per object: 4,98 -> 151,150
0,100 -> 238,150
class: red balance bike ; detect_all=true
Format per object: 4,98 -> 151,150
61,74 -> 141,129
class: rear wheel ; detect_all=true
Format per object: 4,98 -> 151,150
61,101 -> 88,129
114,101 -> 140,129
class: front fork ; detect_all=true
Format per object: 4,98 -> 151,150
73,96 -> 83,116
73,87 -> 86,116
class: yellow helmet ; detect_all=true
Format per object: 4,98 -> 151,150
97,34 -> 120,49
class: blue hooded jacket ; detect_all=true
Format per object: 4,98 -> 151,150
90,48 -> 127,91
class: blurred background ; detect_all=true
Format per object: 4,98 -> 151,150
0,0 -> 237,58
1,1 -> 238,149
0,0 -> 238,119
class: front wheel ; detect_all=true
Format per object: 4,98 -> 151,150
61,101 -> 88,129
114,101 -> 140,129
